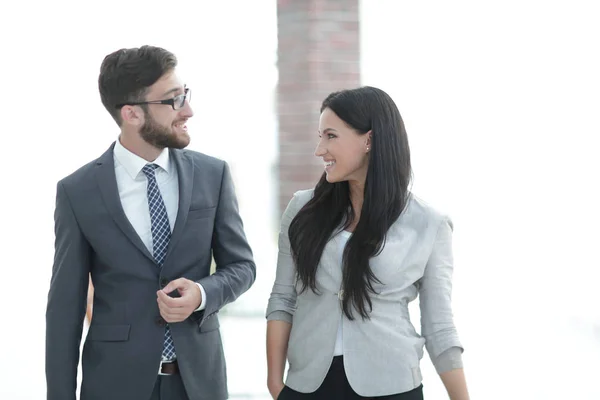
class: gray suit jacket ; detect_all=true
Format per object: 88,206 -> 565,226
46,143 -> 256,400
266,189 -> 463,397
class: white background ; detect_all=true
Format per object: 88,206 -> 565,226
0,0 -> 599,398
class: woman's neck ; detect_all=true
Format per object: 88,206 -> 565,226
347,180 -> 365,232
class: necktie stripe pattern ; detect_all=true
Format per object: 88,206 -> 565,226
142,163 -> 176,361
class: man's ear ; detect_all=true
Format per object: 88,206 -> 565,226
120,105 -> 144,127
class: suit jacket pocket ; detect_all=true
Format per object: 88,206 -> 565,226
87,324 -> 131,342
199,315 -> 220,333
188,207 -> 216,220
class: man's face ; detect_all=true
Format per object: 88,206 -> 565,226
139,69 -> 194,149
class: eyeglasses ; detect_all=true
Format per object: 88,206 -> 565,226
115,88 -> 191,110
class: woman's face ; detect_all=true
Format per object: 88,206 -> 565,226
315,108 -> 371,184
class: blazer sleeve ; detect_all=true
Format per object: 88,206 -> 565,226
195,161 -> 256,324
265,192 -> 304,323
46,182 -> 92,400
418,217 -> 464,363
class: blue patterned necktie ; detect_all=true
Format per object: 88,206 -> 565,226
142,163 -> 176,360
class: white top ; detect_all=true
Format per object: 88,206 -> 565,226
334,230 -> 352,356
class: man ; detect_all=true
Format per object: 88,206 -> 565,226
46,45 -> 256,400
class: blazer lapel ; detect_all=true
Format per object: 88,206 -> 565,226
165,148 -> 193,261
95,143 -> 155,263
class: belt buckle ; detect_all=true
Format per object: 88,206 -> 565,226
158,359 -> 174,376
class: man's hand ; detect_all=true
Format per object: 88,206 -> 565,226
157,278 -> 202,323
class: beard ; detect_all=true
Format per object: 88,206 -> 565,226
139,112 -> 190,150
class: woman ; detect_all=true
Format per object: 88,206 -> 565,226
266,87 -> 469,399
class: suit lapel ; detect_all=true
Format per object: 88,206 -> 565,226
165,149 -> 193,261
95,143 -> 155,263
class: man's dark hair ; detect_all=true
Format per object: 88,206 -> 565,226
98,45 -> 177,125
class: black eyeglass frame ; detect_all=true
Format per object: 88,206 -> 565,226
115,87 -> 191,110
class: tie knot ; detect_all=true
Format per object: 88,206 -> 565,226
142,163 -> 159,179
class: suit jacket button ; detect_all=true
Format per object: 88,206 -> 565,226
156,316 -> 167,327
160,277 -> 169,288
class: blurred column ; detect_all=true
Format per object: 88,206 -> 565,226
276,0 -> 361,215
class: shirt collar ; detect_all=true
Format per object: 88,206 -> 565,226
114,137 -> 171,179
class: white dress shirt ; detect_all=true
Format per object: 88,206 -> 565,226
113,138 -> 206,311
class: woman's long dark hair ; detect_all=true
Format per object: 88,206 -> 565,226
288,86 -> 412,320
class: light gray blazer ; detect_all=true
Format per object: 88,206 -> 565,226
266,189 -> 463,397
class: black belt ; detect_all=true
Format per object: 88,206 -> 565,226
158,360 -> 179,375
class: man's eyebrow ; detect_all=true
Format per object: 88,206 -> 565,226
160,86 -> 184,98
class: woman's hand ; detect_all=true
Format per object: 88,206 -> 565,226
268,381 -> 285,399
